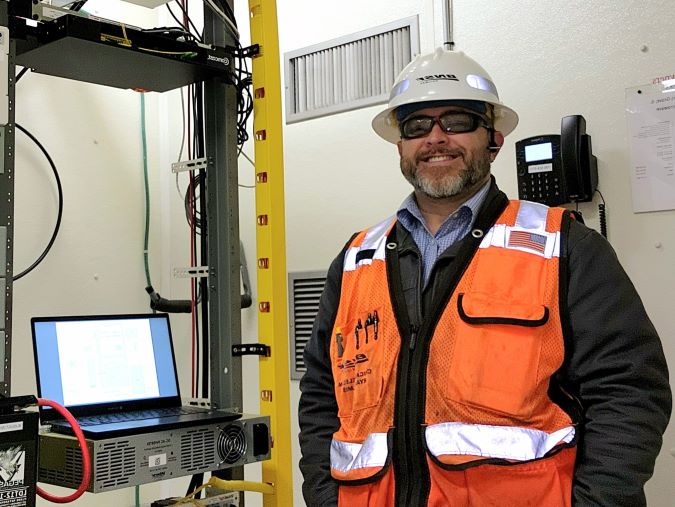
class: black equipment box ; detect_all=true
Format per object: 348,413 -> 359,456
12,13 -> 234,92
0,398 -> 39,507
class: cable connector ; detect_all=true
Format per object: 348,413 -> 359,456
145,286 -> 192,313
0,395 -> 38,414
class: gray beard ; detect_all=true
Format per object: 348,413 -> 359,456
400,148 -> 491,199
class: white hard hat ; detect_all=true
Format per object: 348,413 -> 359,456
372,47 -> 519,143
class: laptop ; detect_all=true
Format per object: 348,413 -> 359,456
31,313 -> 241,439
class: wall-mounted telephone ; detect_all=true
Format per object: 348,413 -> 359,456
516,115 -> 598,206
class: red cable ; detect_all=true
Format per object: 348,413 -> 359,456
36,398 -> 91,503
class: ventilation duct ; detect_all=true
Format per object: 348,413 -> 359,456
285,16 -> 420,123
288,271 -> 327,380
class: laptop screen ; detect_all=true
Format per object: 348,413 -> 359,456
32,314 -> 181,420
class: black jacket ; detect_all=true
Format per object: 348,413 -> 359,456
298,180 -> 671,506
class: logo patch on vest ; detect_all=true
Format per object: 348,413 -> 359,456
337,353 -> 369,370
337,353 -> 372,393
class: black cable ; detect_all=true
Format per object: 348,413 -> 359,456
142,26 -> 196,42
193,247 -> 201,397
184,172 -> 205,231
212,0 -> 238,28
595,189 -> 607,239
69,1 -> 88,11
15,67 -> 29,83
192,83 -> 209,399
185,472 -> 204,498
172,0 -> 203,42
13,124 -> 64,282
165,3 -> 187,33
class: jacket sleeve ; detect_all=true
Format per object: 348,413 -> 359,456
298,250 -> 346,507
564,221 -> 672,506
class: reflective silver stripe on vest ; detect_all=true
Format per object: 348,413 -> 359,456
330,432 -> 388,472
515,200 -> 549,229
479,201 -> 560,258
343,216 -> 396,272
426,422 -> 575,461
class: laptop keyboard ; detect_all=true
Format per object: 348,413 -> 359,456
76,406 -> 205,426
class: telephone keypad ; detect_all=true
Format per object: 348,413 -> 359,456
518,172 -> 563,206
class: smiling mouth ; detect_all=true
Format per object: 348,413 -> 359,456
419,153 -> 462,163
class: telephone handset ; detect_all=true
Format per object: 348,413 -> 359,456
516,114 -> 598,206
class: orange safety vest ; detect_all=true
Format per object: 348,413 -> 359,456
329,200 -> 577,507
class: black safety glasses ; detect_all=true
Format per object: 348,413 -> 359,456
399,111 -> 490,139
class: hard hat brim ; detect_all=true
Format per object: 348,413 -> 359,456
372,102 -> 519,144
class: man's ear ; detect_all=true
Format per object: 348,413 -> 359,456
490,131 -> 505,161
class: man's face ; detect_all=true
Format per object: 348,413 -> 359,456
396,106 -> 503,199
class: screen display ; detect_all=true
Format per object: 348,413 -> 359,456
34,316 -> 179,408
524,142 -> 553,162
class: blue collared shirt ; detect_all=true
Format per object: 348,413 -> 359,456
396,181 -> 490,287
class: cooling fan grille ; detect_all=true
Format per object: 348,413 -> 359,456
217,424 -> 247,464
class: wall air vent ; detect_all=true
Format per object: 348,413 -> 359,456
288,271 -> 328,380
285,16 -> 420,124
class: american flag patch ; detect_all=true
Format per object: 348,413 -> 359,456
508,230 -> 548,254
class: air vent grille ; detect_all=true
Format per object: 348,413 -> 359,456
181,428 -> 216,471
288,271 -> 327,380
285,16 -> 419,123
39,446 -> 81,487
96,440 -> 135,486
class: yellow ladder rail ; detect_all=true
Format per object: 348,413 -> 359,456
248,0 -> 293,505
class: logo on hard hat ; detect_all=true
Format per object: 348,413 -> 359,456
417,74 -> 459,83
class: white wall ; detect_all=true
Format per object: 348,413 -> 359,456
275,0 -> 675,506
11,2 -> 202,506
7,0 -> 673,506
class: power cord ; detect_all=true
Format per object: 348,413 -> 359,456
596,189 -> 607,239
12,124 -> 64,282
36,398 -> 91,503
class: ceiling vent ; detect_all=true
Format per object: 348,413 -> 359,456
285,16 -> 420,124
288,271 -> 327,380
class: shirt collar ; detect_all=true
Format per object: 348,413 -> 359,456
396,179 -> 491,236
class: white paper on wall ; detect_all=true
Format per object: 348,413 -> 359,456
625,80 -> 675,213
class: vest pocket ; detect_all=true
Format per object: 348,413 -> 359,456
336,465 -> 396,507
445,292 -> 548,418
425,446 -> 575,507
332,311 -> 385,417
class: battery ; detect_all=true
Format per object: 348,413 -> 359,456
0,405 -> 39,507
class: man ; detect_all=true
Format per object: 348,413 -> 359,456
298,47 -> 671,507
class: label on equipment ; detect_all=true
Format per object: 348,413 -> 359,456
528,163 -> 553,174
0,423 -> 22,434
0,487 -> 28,507
0,445 -> 27,506
148,454 -> 167,468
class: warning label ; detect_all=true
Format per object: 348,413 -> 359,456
0,487 -> 28,507
0,446 -> 27,507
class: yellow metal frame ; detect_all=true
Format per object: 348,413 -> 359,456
248,0 -> 293,505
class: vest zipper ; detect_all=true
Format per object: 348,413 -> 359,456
392,324 -> 415,507
388,192 -> 509,507
388,237 -> 420,507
